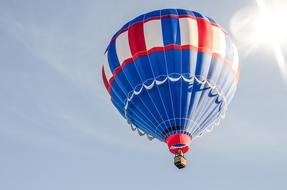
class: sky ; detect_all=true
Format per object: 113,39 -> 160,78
0,0 -> 287,190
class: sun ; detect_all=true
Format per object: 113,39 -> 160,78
254,12 -> 287,44
230,0 -> 287,82
254,0 -> 287,44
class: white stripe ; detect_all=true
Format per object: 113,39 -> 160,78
179,17 -> 198,47
115,31 -> 132,64
212,26 -> 226,57
103,52 -> 113,81
232,43 -> 239,72
143,19 -> 164,50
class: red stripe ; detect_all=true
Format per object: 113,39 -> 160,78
113,66 -> 124,79
128,22 -> 146,55
109,76 -> 115,86
108,44 -> 238,87
121,58 -> 134,68
198,47 -> 212,54
196,18 -> 213,50
182,44 -> 197,51
102,66 -> 111,93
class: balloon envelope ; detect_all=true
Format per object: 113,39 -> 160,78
102,9 -> 239,154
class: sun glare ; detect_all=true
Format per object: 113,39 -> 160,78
254,13 -> 287,44
230,0 -> 287,82
254,2 -> 287,44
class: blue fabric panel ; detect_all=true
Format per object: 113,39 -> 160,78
129,88 -> 162,127
161,16 -> 181,46
126,103 -> 160,138
113,72 -> 132,97
132,14 -> 145,24
155,81 -> 177,129
110,82 -> 126,104
195,52 -> 212,79
207,57 -> 224,84
169,81 -> 181,127
186,52 -> 210,121
111,98 -> 125,117
144,10 -> 161,20
180,78 -> 191,126
165,49 -> 182,75
160,14 -> 182,131
161,9 -> 178,17
122,62 -> 142,90
192,11 -> 205,19
216,62 -> 231,93
107,42 -> 120,71
133,56 -> 154,82
181,49 -> 191,74
177,9 -> 195,17
148,51 -> 167,77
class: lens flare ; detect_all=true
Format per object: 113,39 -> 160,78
230,0 -> 287,82
254,12 -> 287,44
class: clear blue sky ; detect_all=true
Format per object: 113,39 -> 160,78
0,0 -> 286,190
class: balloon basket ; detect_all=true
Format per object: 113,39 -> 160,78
174,154 -> 187,169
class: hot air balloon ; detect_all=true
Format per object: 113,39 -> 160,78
102,9 -> 239,169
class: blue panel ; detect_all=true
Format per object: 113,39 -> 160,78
107,42 -> 120,72
126,103 -> 159,137
129,88 -> 162,127
216,62 -> 231,93
131,15 -> 145,24
111,98 -> 125,117
180,78 -> 192,125
148,51 -> 167,77
160,14 -> 182,134
181,49 -> 191,74
169,81 -> 181,127
165,49 -> 182,74
206,57 -> 224,84
161,9 -> 178,16
144,10 -> 161,20
122,62 -> 142,90
133,56 -> 154,82
155,81 -> 176,130
110,82 -> 126,105
177,9 -> 195,17
161,16 -> 181,46
192,11 -> 205,19
195,52 -> 212,79
146,52 -> 175,129
113,73 -> 133,97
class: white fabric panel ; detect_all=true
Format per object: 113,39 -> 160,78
232,43 -> 239,72
211,26 -> 226,57
103,52 -> 113,80
143,19 -> 164,50
179,18 -> 198,47
115,31 -> 132,64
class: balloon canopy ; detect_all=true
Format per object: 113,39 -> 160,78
102,9 -> 239,168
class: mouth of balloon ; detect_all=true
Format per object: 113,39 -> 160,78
166,133 -> 192,154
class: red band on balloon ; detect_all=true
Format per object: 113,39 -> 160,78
102,66 -> 111,93
107,44 -> 239,91
128,22 -> 147,56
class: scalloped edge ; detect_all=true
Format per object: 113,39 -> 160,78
124,74 -> 228,142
